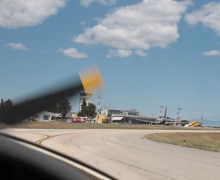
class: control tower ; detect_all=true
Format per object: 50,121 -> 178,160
79,92 -> 92,111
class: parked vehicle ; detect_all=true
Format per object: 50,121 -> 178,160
73,117 -> 87,123
96,114 -> 110,123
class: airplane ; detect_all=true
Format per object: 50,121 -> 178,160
184,121 -> 202,128
0,67 -> 115,180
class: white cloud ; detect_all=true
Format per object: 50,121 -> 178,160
0,0 -> 67,28
107,49 -> 132,58
5,43 -> 28,51
185,2 -> 220,36
80,21 -> 86,26
80,0 -> 115,7
75,0 -> 192,58
59,48 -> 87,59
202,50 -> 220,57
135,50 -> 147,57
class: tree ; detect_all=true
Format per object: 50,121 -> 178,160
4,99 -> 13,107
77,99 -> 87,117
45,98 -> 72,118
86,103 -> 97,122
77,101 -> 97,123
57,98 -> 72,118
0,99 -> 13,110
0,99 -> 3,108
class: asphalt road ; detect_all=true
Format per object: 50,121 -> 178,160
2,129 -> 220,180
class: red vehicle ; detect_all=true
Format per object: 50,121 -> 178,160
73,117 -> 86,123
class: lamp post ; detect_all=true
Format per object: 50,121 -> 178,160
159,105 -> 165,119
97,95 -> 103,115
175,106 -> 182,126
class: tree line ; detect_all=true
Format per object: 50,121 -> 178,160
0,97 -> 97,121
45,98 -> 97,120
0,99 -> 13,109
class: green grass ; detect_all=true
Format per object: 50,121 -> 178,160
145,132 -> 220,152
9,121 -> 178,129
8,120 -> 214,130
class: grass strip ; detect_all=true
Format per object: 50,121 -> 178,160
8,121 -> 217,130
145,132 -> 220,152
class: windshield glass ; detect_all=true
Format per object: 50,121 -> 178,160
1,1 -> 220,180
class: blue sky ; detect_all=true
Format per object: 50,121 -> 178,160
1,0 -> 220,121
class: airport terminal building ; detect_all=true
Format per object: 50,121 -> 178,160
100,108 -> 156,124
101,108 -> 139,120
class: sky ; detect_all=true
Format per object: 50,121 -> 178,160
1,0 -> 220,121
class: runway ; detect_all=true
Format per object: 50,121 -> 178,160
2,129 -> 220,180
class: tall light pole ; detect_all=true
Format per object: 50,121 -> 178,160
175,105 -> 182,126
97,95 -> 103,114
164,106 -> 167,119
201,114 -> 204,122
159,105 -> 165,119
